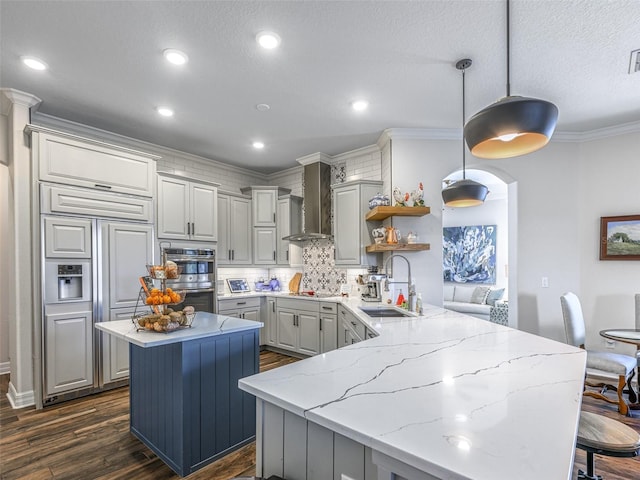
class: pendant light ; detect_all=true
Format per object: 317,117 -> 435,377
442,59 -> 489,208
464,0 -> 558,159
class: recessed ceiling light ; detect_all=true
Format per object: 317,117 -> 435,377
256,31 -> 281,49
21,56 -> 48,71
256,103 -> 271,111
163,49 -> 189,65
252,141 -> 265,149
157,107 -> 174,117
351,100 -> 369,112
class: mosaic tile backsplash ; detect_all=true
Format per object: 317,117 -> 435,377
301,238 -> 348,294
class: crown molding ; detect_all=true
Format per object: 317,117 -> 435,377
296,152 -> 333,166
1,88 -> 41,115
569,120 -> 640,142
31,112 -> 263,178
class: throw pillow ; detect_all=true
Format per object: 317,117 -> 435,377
486,288 -> 505,306
453,285 -> 475,303
470,286 -> 491,304
443,285 -> 456,301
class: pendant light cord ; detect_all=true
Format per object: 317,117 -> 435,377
462,66 -> 466,179
506,0 -> 511,96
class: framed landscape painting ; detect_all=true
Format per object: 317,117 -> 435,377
600,215 -> 640,260
443,225 -> 497,284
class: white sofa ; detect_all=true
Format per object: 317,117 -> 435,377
443,284 -> 505,322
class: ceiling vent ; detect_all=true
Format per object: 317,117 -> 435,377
629,49 -> 640,74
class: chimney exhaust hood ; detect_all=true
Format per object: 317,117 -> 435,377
283,161 -> 333,241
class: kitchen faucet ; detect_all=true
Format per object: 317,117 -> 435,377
382,253 -> 415,310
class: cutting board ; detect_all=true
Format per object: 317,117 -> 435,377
288,272 -> 302,294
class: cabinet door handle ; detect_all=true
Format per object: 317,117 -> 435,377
351,339 -> 356,344
293,315 -> 296,327
237,301 -> 247,306
232,249 -> 235,260
319,318 -> 323,331
273,212 -> 276,223
322,306 -> 332,310
187,223 -> 191,235
286,250 -> 289,261
272,302 -> 275,313
191,222 -> 195,234
94,184 -> 112,190
351,321 -> 357,326
273,251 -> 276,261
228,249 -> 231,260
344,329 -> 348,344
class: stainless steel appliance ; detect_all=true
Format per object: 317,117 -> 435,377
361,274 -> 384,302
162,247 -> 217,313
41,211 -> 153,406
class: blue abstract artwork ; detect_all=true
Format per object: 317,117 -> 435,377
443,225 -> 497,284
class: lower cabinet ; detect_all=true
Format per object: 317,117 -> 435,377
102,307 -> 136,384
338,305 -> 376,347
218,297 -> 262,322
276,298 -> 339,356
265,298 -> 278,347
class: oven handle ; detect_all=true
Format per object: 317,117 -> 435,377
182,288 -> 216,293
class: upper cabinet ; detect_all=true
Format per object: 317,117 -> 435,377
217,192 -> 252,265
332,180 -> 383,267
157,173 -> 219,242
277,195 -> 303,266
28,125 -> 158,197
241,186 -> 292,227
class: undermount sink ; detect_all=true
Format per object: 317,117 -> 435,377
359,306 -> 414,318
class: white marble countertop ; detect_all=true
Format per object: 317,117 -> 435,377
239,298 -> 586,480
95,312 -> 262,348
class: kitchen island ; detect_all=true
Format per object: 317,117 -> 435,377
239,299 -> 587,480
96,313 -> 262,477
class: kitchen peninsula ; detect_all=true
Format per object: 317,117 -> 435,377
96,313 -> 262,477
239,299 -> 587,480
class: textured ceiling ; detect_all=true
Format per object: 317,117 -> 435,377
2,0 -> 639,173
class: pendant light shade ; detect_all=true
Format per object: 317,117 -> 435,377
464,0 -> 558,159
464,96 -> 558,159
442,179 -> 488,207
442,58 -> 489,208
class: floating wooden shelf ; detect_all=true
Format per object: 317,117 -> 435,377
366,243 -> 430,253
365,206 -> 431,221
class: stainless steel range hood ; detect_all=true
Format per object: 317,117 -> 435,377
283,162 -> 333,241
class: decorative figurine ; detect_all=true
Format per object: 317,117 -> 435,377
393,187 -> 406,206
411,182 -> 425,207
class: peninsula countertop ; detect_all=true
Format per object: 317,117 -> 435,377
95,312 -> 262,348
239,298 -> 587,480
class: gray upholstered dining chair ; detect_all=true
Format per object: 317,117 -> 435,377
560,292 -> 637,416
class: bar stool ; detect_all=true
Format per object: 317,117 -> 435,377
576,411 -> 640,479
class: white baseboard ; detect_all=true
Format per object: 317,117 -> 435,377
0,361 -> 9,375
6,381 -> 35,409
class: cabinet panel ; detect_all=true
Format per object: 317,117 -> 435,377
103,308 -> 134,383
157,176 -> 189,239
307,421 -> 334,480
45,309 -> 93,395
252,189 -> 277,226
334,433 -> 365,480
36,130 -> 155,196
254,227 -> 277,264
190,183 -> 218,241
44,216 -> 92,258
276,309 -> 297,350
283,411 -> 307,480
104,222 -> 154,309
333,187 -> 361,265
218,194 -> 252,265
42,184 -> 152,222
276,196 -> 303,266
298,311 -> 320,355
266,298 -> 277,346
320,313 -> 338,353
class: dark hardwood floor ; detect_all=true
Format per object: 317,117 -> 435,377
1,351 -> 639,479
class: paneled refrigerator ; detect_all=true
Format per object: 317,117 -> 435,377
41,214 -> 153,405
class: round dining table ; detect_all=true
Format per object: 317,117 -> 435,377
600,329 -> 640,410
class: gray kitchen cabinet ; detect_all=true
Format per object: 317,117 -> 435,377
45,306 -> 93,395
265,298 -> 278,347
240,186 -> 291,227
157,173 -> 219,242
276,298 -> 320,355
103,308 -> 135,383
218,297 -> 262,323
217,192 -> 252,265
338,305 -> 365,347
43,216 -> 92,258
277,195 -> 303,266
319,302 -> 338,353
332,180 -> 383,266
29,125 -> 157,197
253,227 -> 277,265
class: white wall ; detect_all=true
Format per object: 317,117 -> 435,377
578,131 -> 640,354
0,113 -> 9,373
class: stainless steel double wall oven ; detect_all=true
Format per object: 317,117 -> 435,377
162,247 -> 217,313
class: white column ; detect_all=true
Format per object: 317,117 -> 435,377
1,88 -> 41,408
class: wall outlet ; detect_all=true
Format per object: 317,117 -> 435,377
605,339 -> 616,349
541,276 -> 549,288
